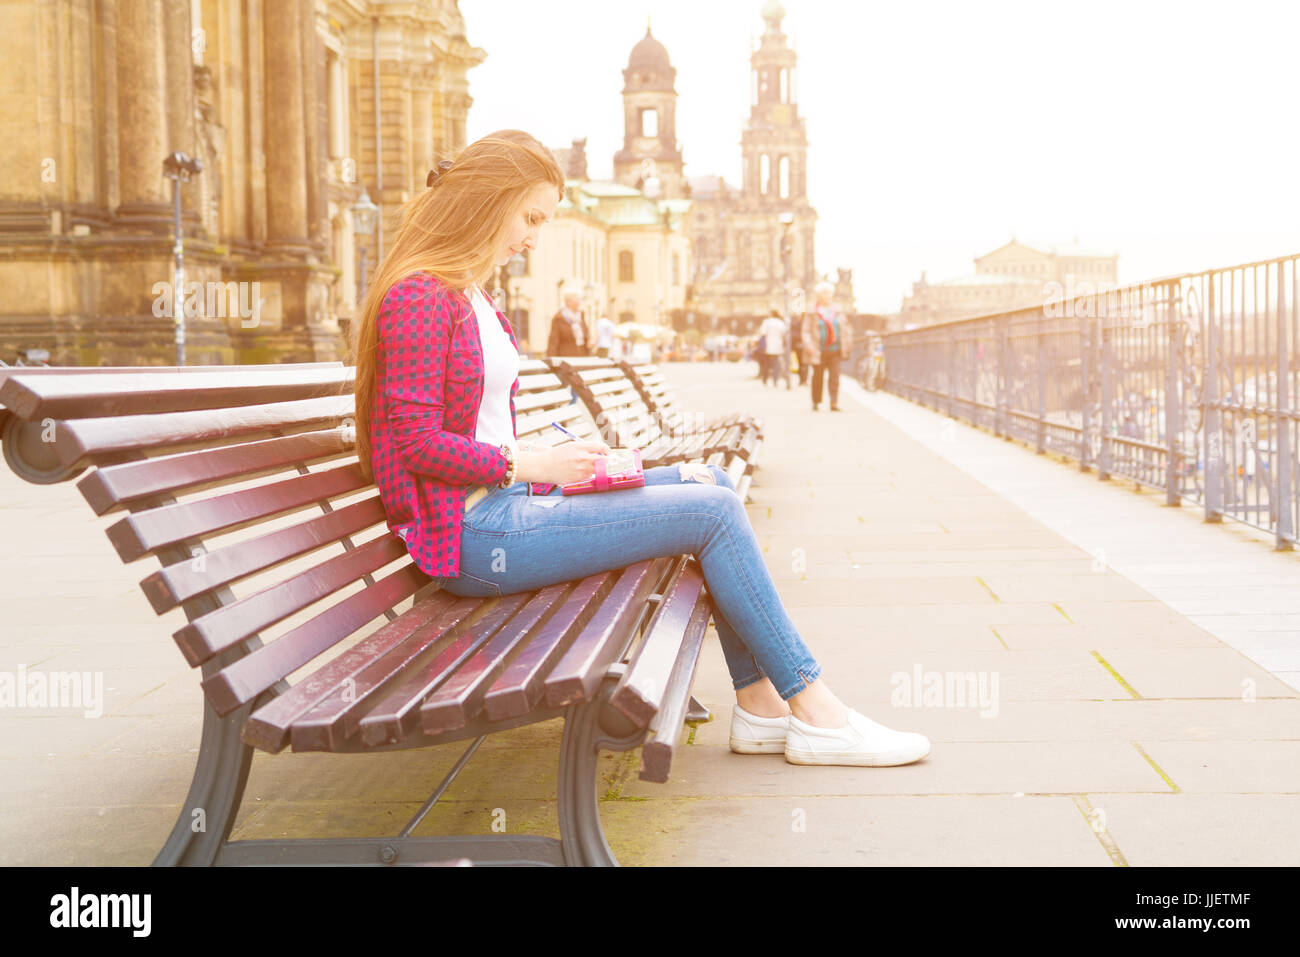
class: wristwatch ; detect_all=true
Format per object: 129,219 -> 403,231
498,442 -> 516,488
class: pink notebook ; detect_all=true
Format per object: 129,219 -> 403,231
561,449 -> 645,496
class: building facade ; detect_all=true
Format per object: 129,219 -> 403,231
502,178 -> 690,356
900,239 -> 1120,328
494,29 -> 695,356
0,0 -> 482,366
612,26 -> 687,201
686,1 -> 820,330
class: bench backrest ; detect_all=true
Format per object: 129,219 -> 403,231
0,359 -> 586,725
618,360 -> 716,436
542,357 -> 666,450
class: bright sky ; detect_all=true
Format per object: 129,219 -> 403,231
461,0 -> 1300,314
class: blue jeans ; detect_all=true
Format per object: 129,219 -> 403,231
437,464 -> 823,700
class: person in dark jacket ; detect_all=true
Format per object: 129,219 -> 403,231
547,289 -> 591,358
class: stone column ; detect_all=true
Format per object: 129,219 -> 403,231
301,0 -> 327,251
162,0 -> 199,225
412,87 -> 434,186
263,0 -> 309,252
115,0 -> 170,226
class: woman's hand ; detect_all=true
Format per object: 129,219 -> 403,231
515,439 -> 612,485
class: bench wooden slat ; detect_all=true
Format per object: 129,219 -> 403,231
199,556 -> 428,716
587,379 -> 641,401
0,367 -> 352,421
420,583 -> 573,735
284,593 -> 491,752
639,439 -> 691,467
0,362 -> 344,409
357,593 -> 534,747
77,428 -> 351,515
50,395 -> 354,466
610,560 -> 707,728
240,589 -> 463,753
639,595 -> 712,783
141,492 -> 386,619
515,402 -> 587,438
172,524 -> 405,665
542,559 -> 667,708
481,570 -> 619,722
108,463 -> 370,565
513,386 -> 572,415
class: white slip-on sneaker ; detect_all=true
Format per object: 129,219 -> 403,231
785,709 -> 931,766
729,704 -> 791,754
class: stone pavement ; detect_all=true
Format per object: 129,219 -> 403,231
1,358 -> 1298,866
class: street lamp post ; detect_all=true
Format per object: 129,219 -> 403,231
778,212 -> 795,388
583,281 -> 596,356
350,187 -> 380,307
162,151 -> 202,366
508,252 -> 527,347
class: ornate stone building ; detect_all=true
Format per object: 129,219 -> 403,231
685,0 -> 820,329
504,178 -> 690,355
899,239 -> 1120,328
0,0 -> 482,365
612,26 -> 687,201
488,28 -> 694,355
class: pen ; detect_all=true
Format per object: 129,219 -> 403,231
550,421 -> 582,442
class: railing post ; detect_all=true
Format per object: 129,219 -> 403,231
1036,321 -> 1046,454
1204,278 -> 1222,522
947,332 -> 956,419
1080,316 -> 1091,470
1099,324 -> 1112,481
1276,262 -> 1294,549
1165,281 -> 1182,506
995,322 -> 1007,438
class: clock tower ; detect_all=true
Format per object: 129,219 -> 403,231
613,25 -> 686,198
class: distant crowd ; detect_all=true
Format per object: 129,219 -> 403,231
543,281 -> 885,411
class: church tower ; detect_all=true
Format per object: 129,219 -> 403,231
739,1 -> 816,288
613,24 -> 686,198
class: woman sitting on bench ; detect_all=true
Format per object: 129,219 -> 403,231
351,130 -> 930,768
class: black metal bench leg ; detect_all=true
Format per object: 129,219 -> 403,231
556,676 -> 647,867
153,698 -> 255,866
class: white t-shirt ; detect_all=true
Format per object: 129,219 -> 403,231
467,285 -> 519,459
760,316 -> 787,355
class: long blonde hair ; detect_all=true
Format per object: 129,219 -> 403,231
351,129 -> 564,481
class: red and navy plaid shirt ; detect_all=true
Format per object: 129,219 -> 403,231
369,272 -> 553,578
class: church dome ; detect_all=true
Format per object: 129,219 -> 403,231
627,27 -> 672,74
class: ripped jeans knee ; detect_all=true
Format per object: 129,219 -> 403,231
678,461 -> 735,493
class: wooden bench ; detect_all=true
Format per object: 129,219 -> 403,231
619,359 -> 765,502
618,358 -> 764,443
0,359 -> 716,867
543,356 -> 761,501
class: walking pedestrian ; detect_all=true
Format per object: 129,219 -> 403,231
594,310 -> 615,359
547,287 -> 591,358
352,129 -> 930,766
802,281 -> 853,411
758,309 -> 787,387
548,285 -> 590,403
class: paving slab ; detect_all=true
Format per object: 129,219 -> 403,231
1090,794 -> 1300,866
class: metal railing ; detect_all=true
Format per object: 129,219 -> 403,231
883,254 -> 1300,549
